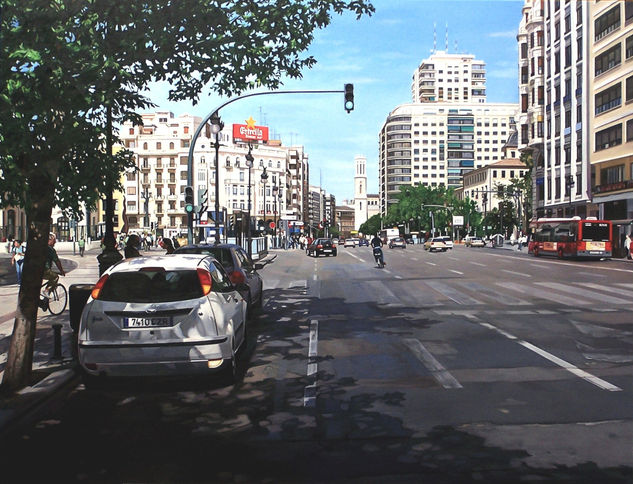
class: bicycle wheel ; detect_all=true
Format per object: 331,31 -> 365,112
47,284 -> 68,315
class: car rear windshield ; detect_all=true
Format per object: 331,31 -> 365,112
581,222 -> 610,242
99,270 -> 203,302
176,247 -> 233,268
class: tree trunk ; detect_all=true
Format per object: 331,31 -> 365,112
1,170 -> 56,393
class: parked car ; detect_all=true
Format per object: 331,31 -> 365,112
424,237 -> 448,252
439,236 -> 453,249
307,238 -> 337,257
465,236 -> 485,248
405,238 -> 415,244
358,238 -> 369,247
389,237 -> 407,249
344,238 -> 359,248
175,243 -> 264,316
78,255 -> 248,384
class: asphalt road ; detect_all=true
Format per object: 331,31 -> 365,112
1,245 -> 632,483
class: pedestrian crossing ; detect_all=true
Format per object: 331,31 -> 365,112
265,276 -> 633,313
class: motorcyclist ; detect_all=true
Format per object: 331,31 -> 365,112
370,233 -> 385,267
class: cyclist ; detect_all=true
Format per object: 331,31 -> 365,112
370,233 -> 385,267
44,233 -> 65,292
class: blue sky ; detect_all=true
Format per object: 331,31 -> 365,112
148,0 -> 523,202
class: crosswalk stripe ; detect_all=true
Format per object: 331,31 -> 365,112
580,282 -> 633,299
426,281 -> 484,306
455,281 -> 531,306
501,282 -> 590,306
535,282 -> 625,305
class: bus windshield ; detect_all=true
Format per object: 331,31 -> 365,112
581,222 -> 610,241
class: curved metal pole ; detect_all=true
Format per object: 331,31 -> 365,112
187,89 -> 344,244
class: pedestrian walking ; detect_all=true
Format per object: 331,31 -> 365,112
625,233 -> 631,260
124,234 -> 142,258
78,237 -> 86,257
160,237 -> 175,254
10,239 -> 25,285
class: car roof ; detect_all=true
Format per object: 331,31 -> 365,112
109,254 -> 214,273
175,243 -> 240,251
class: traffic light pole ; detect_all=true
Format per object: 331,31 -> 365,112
186,87 -> 352,245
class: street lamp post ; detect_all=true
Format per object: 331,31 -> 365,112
566,174 -> 575,217
142,188 -> 151,229
278,191 -> 283,248
261,167 -> 268,247
245,144 -> 254,258
272,184 -> 278,248
210,112 -> 224,245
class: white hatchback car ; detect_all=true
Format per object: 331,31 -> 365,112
78,255 -> 247,384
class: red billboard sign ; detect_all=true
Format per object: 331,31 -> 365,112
232,117 -> 269,142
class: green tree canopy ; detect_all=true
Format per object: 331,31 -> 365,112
0,0 -> 374,391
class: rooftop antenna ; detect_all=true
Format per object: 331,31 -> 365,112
433,22 -> 437,53
454,40 -> 458,53
445,22 -> 448,52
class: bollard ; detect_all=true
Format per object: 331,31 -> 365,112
52,323 -> 63,360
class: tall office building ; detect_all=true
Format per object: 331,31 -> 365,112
411,51 -> 487,104
379,103 -> 517,214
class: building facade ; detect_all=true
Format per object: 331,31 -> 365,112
411,51 -> 487,104
517,0 -> 546,218
335,205 -> 355,238
379,103 -> 518,215
119,112 -> 309,239
589,0 -> 633,251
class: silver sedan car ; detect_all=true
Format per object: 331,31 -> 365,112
78,255 -> 247,384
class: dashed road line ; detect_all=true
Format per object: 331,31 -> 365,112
304,319 -> 319,407
449,270 -> 463,275
502,269 -> 531,277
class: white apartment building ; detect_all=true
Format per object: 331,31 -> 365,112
119,111 -> 308,238
379,103 -> 518,215
517,0 -> 546,217
541,0 -> 590,218
411,51 -> 487,104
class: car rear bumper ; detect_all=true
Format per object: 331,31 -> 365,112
78,337 -> 231,377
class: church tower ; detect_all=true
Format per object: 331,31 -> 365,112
354,155 -> 368,231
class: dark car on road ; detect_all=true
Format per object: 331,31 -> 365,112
358,238 -> 369,247
306,238 -> 337,257
174,243 -> 264,316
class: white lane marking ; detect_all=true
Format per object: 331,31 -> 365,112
501,282 -> 589,307
426,262 -> 437,266
501,269 -> 531,277
304,319 -> 319,407
404,339 -> 462,389
580,282 -> 633,298
467,316 -> 622,392
448,257 -> 458,261
470,262 -> 486,267
346,251 -> 365,263
395,275 -> 403,279
313,274 -> 317,280
412,257 -> 419,261
449,270 -> 463,275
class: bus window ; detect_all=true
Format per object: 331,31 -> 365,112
581,222 -> 610,242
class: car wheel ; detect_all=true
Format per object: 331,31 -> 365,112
80,369 -> 105,390
220,342 -> 237,386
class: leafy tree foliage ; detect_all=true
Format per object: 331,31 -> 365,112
0,0 -> 374,391
359,214 -> 382,237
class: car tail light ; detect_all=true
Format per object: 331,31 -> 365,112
229,270 -> 246,285
91,274 -> 109,300
317,244 -> 323,249
197,268 -> 213,295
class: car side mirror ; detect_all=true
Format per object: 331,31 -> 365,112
254,262 -> 264,270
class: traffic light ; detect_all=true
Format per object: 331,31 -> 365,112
185,186 -> 194,213
344,83 -> 354,113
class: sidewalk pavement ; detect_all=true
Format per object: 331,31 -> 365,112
0,248 -> 102,437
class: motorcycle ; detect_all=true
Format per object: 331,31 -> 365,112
373,246 -> 384,268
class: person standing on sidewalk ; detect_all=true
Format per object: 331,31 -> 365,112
78,237 -> 86,257
626,233 -> 631,260
10,239 -> 25,284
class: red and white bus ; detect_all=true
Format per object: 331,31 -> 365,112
528,217 -> 612,259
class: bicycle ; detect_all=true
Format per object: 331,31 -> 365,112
40,281 -> 68,315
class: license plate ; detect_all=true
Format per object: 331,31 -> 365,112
124,317 -> 173,328
323,249 -> 332,253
